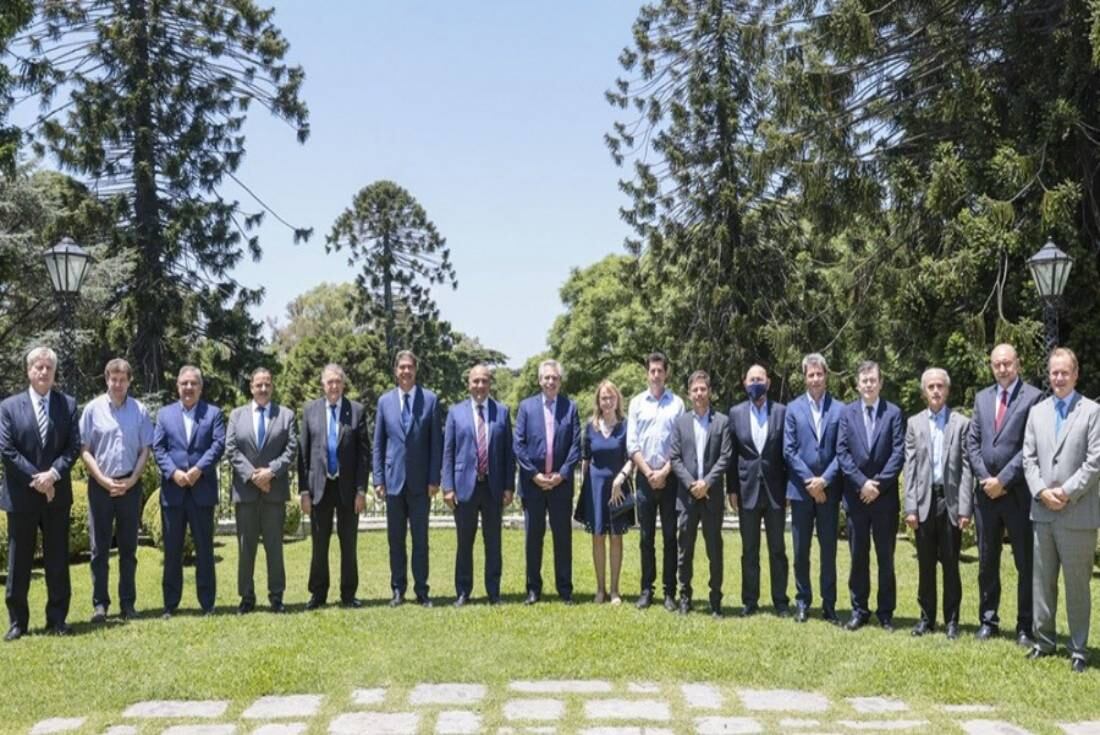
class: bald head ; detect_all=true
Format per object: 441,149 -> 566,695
990,343 -> 1020,389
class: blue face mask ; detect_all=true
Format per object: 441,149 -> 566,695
746,382 -> 768,402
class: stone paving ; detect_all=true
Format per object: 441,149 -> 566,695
25,680 -> 1097,734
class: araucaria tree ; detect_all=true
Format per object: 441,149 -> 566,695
11,0 -> 310,394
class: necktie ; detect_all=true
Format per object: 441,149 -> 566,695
812,398 -> 822,438
994,388 -> 1008,432
401,392 -> 412,432
37,396 -> 49,445
476,403 -> 488,476
1055,399 -> 1067,439
865,405 -> 875,446
327,404 -> 339,476
544,398 -> 555,475
256,405 -> 266,449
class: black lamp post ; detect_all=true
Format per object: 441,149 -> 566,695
1027,239 -> 1074,357
42,237 -> 92,390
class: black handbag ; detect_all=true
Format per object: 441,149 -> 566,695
608,477 -> 635,519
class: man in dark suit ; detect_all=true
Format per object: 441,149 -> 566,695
783,352 -> 844,623
0,346 -> 80,640
965,343 -> 1042,645
837,359 -> 905,631
153,365 -> 226,617
669,370 -> 732,617
298,363 -> 369,609
903,367 -> 973,639
226,367 -> 298,614
514,358 -> 581,604
442,364 -> 516,606
728,364 -> 789,617
373,350 -> 443,608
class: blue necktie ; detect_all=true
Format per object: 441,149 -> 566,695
327,404 -> 339,475
865,405 -> 875,446
401,392 -> 412,432
256,405 -> 266,449
1055,399 -> 1067,439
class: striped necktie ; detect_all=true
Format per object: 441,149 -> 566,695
36,395 -> 49,445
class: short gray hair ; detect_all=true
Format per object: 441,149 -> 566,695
920,367 -> 950,390
26,346 -> 58,370
321,363 -> 347,383
178,365 -> 203,384
802,353 -> 828,374
538,359 -> 563,380
856,360 -> 880,380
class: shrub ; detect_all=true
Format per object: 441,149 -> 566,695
283,499 -> 302,537
141,489 -> 195,558
69,480 -> 91,558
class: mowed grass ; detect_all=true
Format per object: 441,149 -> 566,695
4,525 -> 1100,733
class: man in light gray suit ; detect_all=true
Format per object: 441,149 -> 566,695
903,367 -> 973,640
669,370 -> 732,618
226,367 -> 298,614
1023,347 -> 1100,673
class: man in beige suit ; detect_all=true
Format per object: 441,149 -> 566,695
904,367 -> 974,640
1023,347 -> 1100,673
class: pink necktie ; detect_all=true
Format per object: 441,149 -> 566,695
476,404 -> 488,475
994,388 -> 1008,432
544,398 -> 555,474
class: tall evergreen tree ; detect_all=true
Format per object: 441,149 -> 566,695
10,0 -> 310,394
0,0 -> 32,174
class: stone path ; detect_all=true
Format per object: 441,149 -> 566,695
26,681 -> 1094,734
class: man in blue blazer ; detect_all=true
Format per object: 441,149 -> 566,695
727,364 -> 789,617
373,350 -> 443,607
965,343 -> 1042,645
0,347 -> 80,640
514,358 -> 581,604
153,365 -> 226,617
836,359 -> 905,631
784,352 -> 845,624
442,364 -> 516,606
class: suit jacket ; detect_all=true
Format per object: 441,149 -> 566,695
783,392 -> 844,502
1023,394 -> 1100,530
372,385 -> 443,496
836,399 -> 905,513
727,399 -> 787,510
226,402 -> 298,504
153,400 -> 226,508
297,396 -> 370,506
513,393 -> 581,500
966,380 -> 1043,502
443,398 -> 516,502
0,389 -> 80,512
903,408 -> 974,525
669,408 -> 732,499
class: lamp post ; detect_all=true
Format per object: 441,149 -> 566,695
42,237 -> 92,390
1027,239 -> 1074,356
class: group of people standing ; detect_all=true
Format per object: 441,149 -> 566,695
1,343 -> 1096,673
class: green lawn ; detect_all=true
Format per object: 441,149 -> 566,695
5,527 -> 1099,733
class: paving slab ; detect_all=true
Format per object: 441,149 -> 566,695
510,680 -> 613,694
410,684 -> 487,706
940,706 -> 996,714
693,717 -> 765,734
124,701 -> 229,719
585,699 -> 671,721
959,722 -> 1034,735
580,729 -> 675,735
780,720 -> 822,729
251,726 -> 307,735
682,684 -> 723,710
102,727 -> 139,735
502,699 -> 565,721
1060,725 -> 1100,735
847,697 -> 909,713
30,718 -> 86,734
329,712 -> 420,735
737,689 -> 830,712
836,720 -> 928,730
160,727 -> 236,735
242,695 -> 323,719
436,710 -> 481,734
351,689 -> 387,706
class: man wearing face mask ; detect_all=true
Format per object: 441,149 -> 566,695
727,364 -> 789,617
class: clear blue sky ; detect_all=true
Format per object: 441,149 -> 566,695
225,1 -> 642,366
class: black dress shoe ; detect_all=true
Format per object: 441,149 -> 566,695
663,595 -> 677,612
161,608 -> 175,620
1026,647 -> 1053,661
91,605 -> 107,624
911,620 -> 934,637
679,598 -> 691,615
775,604 -> 791,618
488,596 -> 502,606
880,619 -> 895,632
635,591 -> 653,610
416,595 -> 433,608
270,601 -> 287,614
4,625 -> 24,642
237,600 -> 255,615
453,594 -> 469,608
340,598 -> 363,609
739,604 -> 758,618
975,623 -> 998,640
1071,657 -> 1087,673
120,606 -> 139,621
389,591 -> 404,608
845,615 -> 867,631
1017,631 -> 1036,648
794,607 -> 808,623
47,622 -> 74,636
823,609 -> 840,624
201,608 -> 215,617
561,595 -> 575,606
524,591 -> 539,605
946,622 -> 959,640
710,604 -> 722,619
305,597 -> 324,610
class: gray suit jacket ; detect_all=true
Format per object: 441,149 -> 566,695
226,402 -> 298,504
903,408 -> 973,525
297,396 -> 370,506
669,408 -> 732,497
1023,394 -> 1100,529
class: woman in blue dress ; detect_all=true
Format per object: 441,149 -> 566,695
574,380 -> 634,604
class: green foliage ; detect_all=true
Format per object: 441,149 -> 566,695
0,0 -> 31,173
141,489 -> 195,558
283,499 -> 302,537
69,481 -> 90,558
